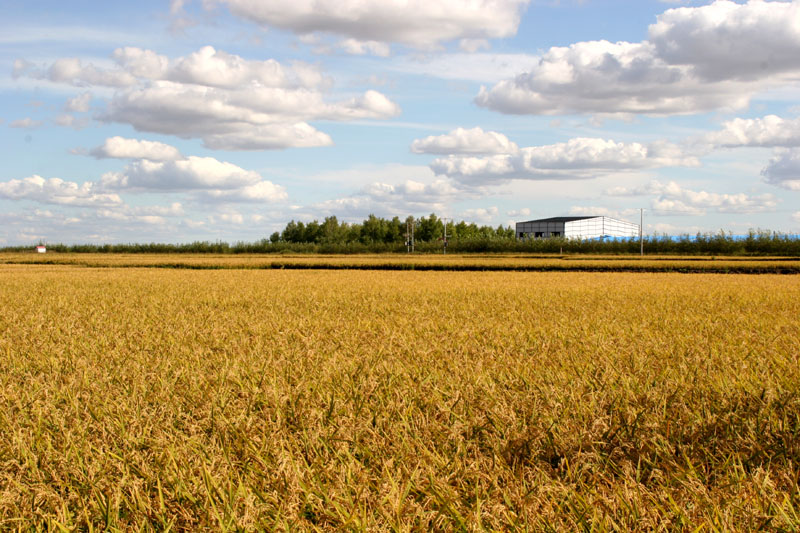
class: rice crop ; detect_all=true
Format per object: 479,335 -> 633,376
2,252 -> 800,274
1,266 -> 798,530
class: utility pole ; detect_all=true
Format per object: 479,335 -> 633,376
442,218 -> 450,255
405,217 -> 417,253
640,208 -> 644,256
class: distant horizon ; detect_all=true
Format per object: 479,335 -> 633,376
2,1 -> 800,246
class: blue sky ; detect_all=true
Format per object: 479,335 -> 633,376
2,0 -> 800,244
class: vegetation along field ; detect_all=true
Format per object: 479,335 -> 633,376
1,265 -> 799,530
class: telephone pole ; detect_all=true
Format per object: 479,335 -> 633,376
406,216 -> 417,254
640,208 -> 644,256
405,217 -> 416,253
442,218 -> 450,255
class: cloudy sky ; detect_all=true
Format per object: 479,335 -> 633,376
2,0 -> 800,244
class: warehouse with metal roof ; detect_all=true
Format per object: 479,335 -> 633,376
516,216 -> 640,240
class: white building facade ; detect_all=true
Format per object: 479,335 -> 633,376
516,216 -> 640,240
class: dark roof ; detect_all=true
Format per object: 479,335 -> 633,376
516,216 -> 599,224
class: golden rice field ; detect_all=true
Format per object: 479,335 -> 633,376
3,252 -> 800,273
1,264 -> 799,530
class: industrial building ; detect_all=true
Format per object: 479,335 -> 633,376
516,216 -> 640,240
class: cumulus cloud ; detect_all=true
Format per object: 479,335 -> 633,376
312,177 -> 467,219
112,45 -> 329,89
761,148 -> 800,190
477,1 -> 800,116
214,213 -> 246,225
65,92 -> 92,112
703,115 -> 800,148
9,117 -> 43,128
129,202 -> 184,217
92,203 -> 185,224
200,125 -> 333,151
430,137 -> 697,183
459,38 -> 491,53
338,39 -> 391,57
411,127 -> 518,155
90,137 -> 183,161
198,181 -> 288,203
0,207 -> 173,245
695,115 -> 800,191
607,179 -> 778,215
568,206 -> 640,219
100,156 -> 262,191
101,81 -> 396,149
458,206 -> 498,223
216,0 -> 529,51
392,52 -> 540,83
507,207 -> 531,217
0,200 -> 288,245
14,57 -> 137,87
15,46 -> 399,150
648,0 -> 800,82
54,114 -> 88,129
0,175 -> 123,207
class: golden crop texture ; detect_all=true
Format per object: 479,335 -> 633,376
3,252 -> 800,274
1,266 -> 799,530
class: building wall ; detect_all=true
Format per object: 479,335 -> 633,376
517,217 -> 639,239
516,220 -> 566,239
565,217 -> 639,239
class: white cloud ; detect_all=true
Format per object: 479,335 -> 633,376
216,0 -> 529,50
201,125 -> 333,151
100,156 -> 262,191
102,81 -> 396,150
122,45 -> 330,89
216,213 -> 245,225
54,114 -> 86,128
0,175 -> 123,207
312,177 -> 468,219
90,136 -> 183,161
507,207 -> 531,217
22,57 -> 137,87
648,221 -> 703,234
430,137 -> 697,183
339,39 -> 391,57
9,117 -> 43,128
111,47 -> 170,80
199,181 -> 289,203
170,0 -> 187,15
65,92 -> 92,112
93,202 -> 185,223
607,179 -> 779,215
568,206 -> 641,219
648,0 -> 800,82
16,46 -> 398,151
458,206 -> 498,223
703,115 -> 800,148
761,148 -> 800,190
476,1 -> 800,116
130,202 -> 184,217
0,203 -> 204,245
392,52 -> 540,83
54,114 -> 89,129
459,38 -> 491,53
411,127 -> 518,155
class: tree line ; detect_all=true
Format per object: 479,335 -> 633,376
3,213 -> 800,255
274,214 -> 514,245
